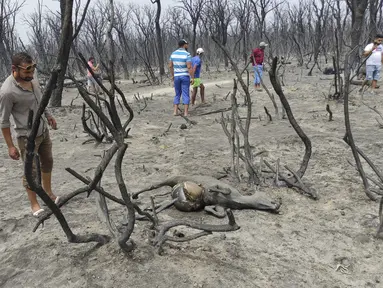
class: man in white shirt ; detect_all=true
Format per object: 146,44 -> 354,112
363,34 -> 383,94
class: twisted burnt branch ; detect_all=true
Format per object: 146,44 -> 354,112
343,53 -> 378,201
362,102 -> 383,128
66,167 -> 156,224
269,56 -> 312,179
326,104 -> 333,121
264,106 -> 272,122
254,65 -> 279,117
263,160 -> 318,199
34,164 -> 155,232
81,103 -> 104,143
115,144 -> 136,253
26,72 -> 109,244
26,0 -> 109,245
224,79 -> 261,184
33,186 -> 89,232
153,209 -> 239,254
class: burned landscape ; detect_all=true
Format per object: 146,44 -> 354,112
1,0 -> 383,287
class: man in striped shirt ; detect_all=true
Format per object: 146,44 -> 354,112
169,39 -> 194,116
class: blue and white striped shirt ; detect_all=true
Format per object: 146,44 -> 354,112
169,48 -> 192,77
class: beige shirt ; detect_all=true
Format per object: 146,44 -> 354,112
0,75 -> 51,138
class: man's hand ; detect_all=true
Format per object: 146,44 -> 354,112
47,116 -> 57,130
190,78 -> 194,85
8,146 -> 20,160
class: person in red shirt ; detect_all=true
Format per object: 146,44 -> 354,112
251,42 -> 268,90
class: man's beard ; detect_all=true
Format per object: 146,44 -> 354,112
20,76 -> 33,82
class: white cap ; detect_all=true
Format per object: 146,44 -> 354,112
196,48 -> 204,55
259,42 -> 268,47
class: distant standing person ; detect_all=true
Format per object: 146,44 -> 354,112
191,48 -> 205,105
87,56 -> 100,94
169,39 -> 194,116
251,42 -> 268,91
0,52 -> 59,217
363,34 -> 383,95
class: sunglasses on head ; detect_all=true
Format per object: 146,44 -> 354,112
17,63 -> 37,71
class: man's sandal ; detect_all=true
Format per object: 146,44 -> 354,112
32,209 -> 45,218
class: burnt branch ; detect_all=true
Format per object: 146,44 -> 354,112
114,85 -> 134,131
264,106 -> 272,122
362,102 -> 383,128
65,167 -> 156,224
136,199 -> 177,221
33,187 -> 89,232
177,109 -> 197,125
254,66 -> 279,116
26,71 -> 109,244
65,167 -> 125,205
197,107 -> 235,116
161,123 -> 172,136
230,81 -> 261,184
68,74 -> 118,138
326,104 -> 333,121
343,53 -> 378,201
153,209 -> 239,254
264,160 -> 318,199
81,103 -> 104,143
343,136 -> 383,185
269,56 -> 312,179
377,198 -> 383,239
115,144 -> 136,253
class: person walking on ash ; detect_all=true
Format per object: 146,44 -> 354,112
251,41 -> 268,91
169,39 -> 194,116
0,52 -> 60,217
87,56 -> 101,94
191,48 -> 205,105
363,34 -> 383,95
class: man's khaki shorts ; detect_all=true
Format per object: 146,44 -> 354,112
17,129 -> 53,188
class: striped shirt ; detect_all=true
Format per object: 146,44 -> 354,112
169,48 -> 192,77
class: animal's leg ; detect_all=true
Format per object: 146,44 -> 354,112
208,192 -> 282,213
248,197 -> 282,213
204,205 -> 226,218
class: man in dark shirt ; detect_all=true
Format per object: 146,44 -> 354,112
251,42 -> 268,90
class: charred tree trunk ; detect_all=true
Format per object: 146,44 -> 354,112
152,0 -> 165,76
369,0 -> 381,40
50,0 -> 73,107
347,0 -> 369,67
192,24 -> 197,55
178,0 -> 206,56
